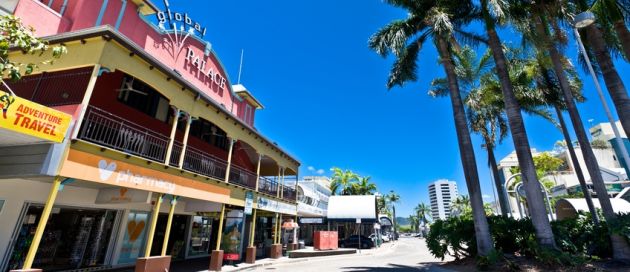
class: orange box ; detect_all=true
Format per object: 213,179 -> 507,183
314,231 -> 338,250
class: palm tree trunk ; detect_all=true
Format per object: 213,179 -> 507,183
483,10 -> 556,248
586,24 -> 630,137
613,20 -> 630,61
541,16 -> 630,261
436,37 -> 494,255
486,145 -> 510,216
553,106 -> 599,224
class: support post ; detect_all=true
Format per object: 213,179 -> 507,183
224,138 -> 236,183
71,65 -> 101,139
21,177 -> 62,270
178,113 -> 192,168
245,209 -> 257,264
210,204 -> 226,271
164,108 -> 180,166
280,168 -> 285,198
161,196 -> 178,256
255,154 -> 262,191
270,212 -> 282,258
144,194 -> 163,258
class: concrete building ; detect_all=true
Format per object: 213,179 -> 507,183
428,180 -> 458,220
0,1 -> 301,271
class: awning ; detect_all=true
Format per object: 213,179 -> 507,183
327,195 -> 377,222
556,198 -> 630,220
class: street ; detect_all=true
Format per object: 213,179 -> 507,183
252,238 -> 454,272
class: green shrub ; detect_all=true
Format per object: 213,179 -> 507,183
487,215 -> 534,254
425,217 -> 476,260
550,213 -> 611,258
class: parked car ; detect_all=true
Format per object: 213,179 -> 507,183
339,235 -> 374,249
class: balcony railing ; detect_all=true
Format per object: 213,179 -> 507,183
258,176 -> 278,196
229,165 -> 257,190
79,106 -> 169,162
179,144 -> 228,181
283,186 -> 296,201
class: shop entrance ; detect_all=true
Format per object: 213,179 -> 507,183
7,205 -> 118,271
150,214 -> 188,259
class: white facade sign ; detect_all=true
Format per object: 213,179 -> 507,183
256,196 -> 297,215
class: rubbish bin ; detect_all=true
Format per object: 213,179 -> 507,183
298,240 -> 305,249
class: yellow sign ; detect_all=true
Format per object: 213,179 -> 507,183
0,90 -> 71,143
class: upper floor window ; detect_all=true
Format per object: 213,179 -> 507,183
117,76 -> 170,122
243,104 -> 253,125
190,118 -> 228,151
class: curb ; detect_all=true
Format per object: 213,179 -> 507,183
226,258 -> 310,271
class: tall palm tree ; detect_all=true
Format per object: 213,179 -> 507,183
369,0 -> 494,255
588,0 -> 630,60
523,1 -> 630,260
477,0 -> 557,249
387,191 -> 401,240
415,202 -> 432,227
572,0 -> 630,137
525,53 -> 600,224
409,215 -> 420,232
329,167 -> 358,195
351,176 -> 377,195
451,195 -> 472,217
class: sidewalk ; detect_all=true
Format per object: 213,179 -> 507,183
220,241 -> 398,272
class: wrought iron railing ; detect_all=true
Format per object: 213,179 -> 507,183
179,145 -> 228,181
283,186 -> 296,201
258,176 -> 278,196
79,106 -> 169,162
229,165 -> 257,190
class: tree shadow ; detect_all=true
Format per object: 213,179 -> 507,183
341,262 -> 456,272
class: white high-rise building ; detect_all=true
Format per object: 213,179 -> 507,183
429,179 -> 459,220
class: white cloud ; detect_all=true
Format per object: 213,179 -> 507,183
307,166 -> 315,171
316,169 -> 325,175
482,194 -> 491,199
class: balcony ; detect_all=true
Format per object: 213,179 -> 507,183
283,186 -> 296,201
79,106 -> 169,162
78,106 -> 294,202
258,176 -> 278,196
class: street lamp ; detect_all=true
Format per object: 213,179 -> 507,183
573,11 -> 630,175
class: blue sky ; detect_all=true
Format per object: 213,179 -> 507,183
168,1 -> 630,217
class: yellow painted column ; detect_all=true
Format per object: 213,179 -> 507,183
22,177 -> 62,269
70,64 -> 101,139
164,108 -> 180,165
144,194 -> 164,257
224,138 -> 236,183
254,153 -> 262,191
276,167 -> 281,198
215,204 -> 226,251
161,195 -> 178,256
280,168 -> 285,198
249,209 -> 257,247
178,113 -> 192,168
274,213 -> 280,244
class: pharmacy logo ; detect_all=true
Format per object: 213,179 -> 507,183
98,159 -> 117,181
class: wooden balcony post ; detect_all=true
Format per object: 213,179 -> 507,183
177,113 -> 192,169
164,107 -> 180,166
295,169 -> 299,202
276,166 -> 281,198
280,167 -> 285,198
224,138 -> 237,183
71,65 -> 101,139
255,153 -> 262,191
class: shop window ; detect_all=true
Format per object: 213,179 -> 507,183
117,76 -> 170,122
189,216 -> 213,256
7,205 -> 118,271
190,119 -> 228,150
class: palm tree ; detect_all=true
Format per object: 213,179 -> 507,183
525,53 -> 600,224
329,167 -> 358,195
369,0 -> 494,255
523,1 -> 630,259
477,0 -> 557,249
572,0 -> 630,137
409,215 -> 420,232
351,176 -> 377,195
415,203 -> 432,236
451,195 -> 472,217
386,190 -> 400,240
587,0 -> 630,60
377,194 -> 390,216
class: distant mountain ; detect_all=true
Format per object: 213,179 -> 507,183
395,217 -> 410,226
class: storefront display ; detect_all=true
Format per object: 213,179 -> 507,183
188,215 -> 213,257
150,214 -> 189,259
7,205 -> 117,271
118,211 -> 149,264
220,210 -> 245,261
